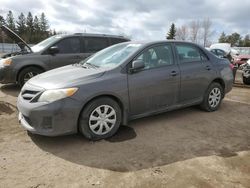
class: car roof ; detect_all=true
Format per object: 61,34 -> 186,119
122,40 -> 204,47
60,33 -> 130,40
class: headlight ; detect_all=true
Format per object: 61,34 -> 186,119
3,58 -> 12,66
38,88 -> 78,103
0,58 -> 12,67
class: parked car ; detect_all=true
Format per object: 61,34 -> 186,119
0,25 -> 130,86
17,41 -> 234,140
240,59 -> 250,85
208,48 -> 237,79
233,49 -> 250,67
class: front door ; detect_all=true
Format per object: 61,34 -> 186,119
49,37 -> 84,69
128,43 -> 180,116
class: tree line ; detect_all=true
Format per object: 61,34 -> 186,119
0,11 -> 56,44
166,18 -> 250,47
218,32 -> 250,47
166,18 -> 214,47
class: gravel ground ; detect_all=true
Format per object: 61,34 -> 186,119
0,72 -> 250,188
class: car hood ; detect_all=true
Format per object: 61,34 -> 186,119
27,65 -> 106,89
1,25 -> 32,52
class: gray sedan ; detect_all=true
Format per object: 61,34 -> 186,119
17,41 -> 234,140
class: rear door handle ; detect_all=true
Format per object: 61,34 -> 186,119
205,65 -> 211,71
170,71 -> 178,76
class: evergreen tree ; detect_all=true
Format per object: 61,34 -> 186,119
166,23 -> 176,40
33,15 -> 40,43
16,13 -> 26,36
227,32 -> 241,47
39,12 -> 49,40
0,15 -> 5,26
243,35 -> 250,47
218,32 -> 227,43
26,12 -> 34,42
6,11 -> 16,31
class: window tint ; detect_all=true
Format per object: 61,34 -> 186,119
56,37 -> 80,54
176,44 -> 208,63
135,44 -> 173,70
110,38 -> 128,45
84,37 -> 108,53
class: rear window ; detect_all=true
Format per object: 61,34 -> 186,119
84,37 -> 109,53
176,44 -> 208,63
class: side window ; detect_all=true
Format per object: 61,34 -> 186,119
135,44 -> 173,70
217,49 -> 225,57
176,44 -> 208,63
110,38 -> 128,45
56,37 -> 80,54
84,37 -> 108,53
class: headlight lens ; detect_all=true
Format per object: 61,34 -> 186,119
3,58 -> 12,66
38,88 -> 78,103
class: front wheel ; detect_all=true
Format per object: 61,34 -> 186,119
18,67 -> 43,87
79,97 -> 122,140
200,82 -> 224,112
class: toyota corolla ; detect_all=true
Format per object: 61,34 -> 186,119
17,41 -> 234,140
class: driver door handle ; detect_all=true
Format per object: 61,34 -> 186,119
205,65 -> 211,71
170,70 -> 178,76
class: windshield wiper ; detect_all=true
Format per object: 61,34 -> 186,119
83,62 -> 99,69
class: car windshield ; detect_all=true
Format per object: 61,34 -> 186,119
31,35 -> 63,52
80,43 -> 142,68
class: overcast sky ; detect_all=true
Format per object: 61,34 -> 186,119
0,0 -> 249,42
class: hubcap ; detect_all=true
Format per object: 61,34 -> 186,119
89,105 -> 116,135
208,87 -> 221,108
23,72 -> 38,83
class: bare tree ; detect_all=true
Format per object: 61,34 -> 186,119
189,20 -> 200,43
176,25 -> 188,41
201,18 -> 213,47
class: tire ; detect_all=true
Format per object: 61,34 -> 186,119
79,97 -> 122,140
243,76 -> 250,85
18,67 -> 44,87
200,82 -> 224,112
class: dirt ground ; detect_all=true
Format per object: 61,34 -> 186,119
0,72 -> 250,187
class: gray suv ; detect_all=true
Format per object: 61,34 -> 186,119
17,41 -> 234,140
0,25 -> 129,86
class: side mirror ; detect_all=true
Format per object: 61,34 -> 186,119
48,46 -> 59,55
129,60 -> 145,73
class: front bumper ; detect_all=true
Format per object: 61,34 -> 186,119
0,66 -> 16,84
17,92 -> 83,136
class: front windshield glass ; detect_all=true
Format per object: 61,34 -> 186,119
80,43 -> 142,68
31,35 -> 63,52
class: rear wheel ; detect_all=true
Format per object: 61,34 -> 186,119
79,97 -> 122,140
243,76 -> 250,85
18,67 -> 43,87
200,82 -> 224,112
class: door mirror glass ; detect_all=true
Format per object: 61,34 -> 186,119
48,46 -> 59,54
130,60 -> 145,73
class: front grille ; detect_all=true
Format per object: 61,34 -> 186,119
21,89 -> 41,101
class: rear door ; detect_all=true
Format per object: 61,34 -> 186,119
174,43 -> 216,103
49,37 -> 83,69
128,43 -> 180,116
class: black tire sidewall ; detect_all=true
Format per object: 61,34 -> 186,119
79,97 -> 122,140
201,82 -> 224,112
18,67 -> 43,86
243,76 -> 250,85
